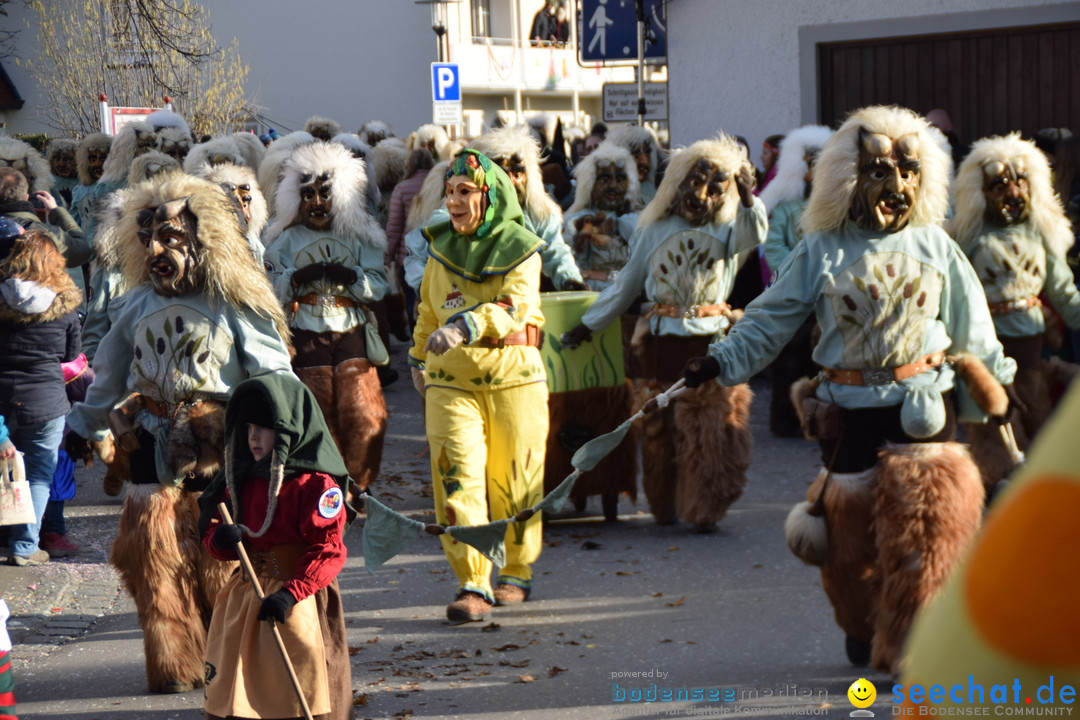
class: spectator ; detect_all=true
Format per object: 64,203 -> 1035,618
755,134 -> 784,194
386,149 -> 436,321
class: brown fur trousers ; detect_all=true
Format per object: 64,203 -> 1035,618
638,379 -> 753,528
813,442 -> 984,674
110,485 -> 236,693
295,358 -> 387,491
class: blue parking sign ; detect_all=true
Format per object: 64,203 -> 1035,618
431,63 -> 461,103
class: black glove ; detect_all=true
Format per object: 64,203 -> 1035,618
683,356 -> 721,388
736,164 -> 756,208
324,263 -> 358,285
562,278 -> 589,292
291,262 -> 326,287
257,589 -> 298,624
560,323 -> 592,349
64,432 -> 93,465
211,523 -> 243,551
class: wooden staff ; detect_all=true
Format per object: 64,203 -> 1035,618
998,422 -> 1025,467
218,503 -> 314,720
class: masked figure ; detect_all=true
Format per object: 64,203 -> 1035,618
948,133 -> 1080,489
263,141 -> 389,492
199,161 -> 269,264
65,171 -> 293,694
564,134 -> 767,532
758,124 -> 834,437
46,139 -> 79,209
359,120 -> 395,147
606,125 -> 663,205
683,106 -> 1017,673
70,133 -> 112,232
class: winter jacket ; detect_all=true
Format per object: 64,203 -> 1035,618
0,275 -> 82,425
0,201 -> 91,268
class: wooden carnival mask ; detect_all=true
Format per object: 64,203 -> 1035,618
982,159 -> 1030,227
136,199 -> 205,297
672,158 -> 730,227
851,129 -> 921,233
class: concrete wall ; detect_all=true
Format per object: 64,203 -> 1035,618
667,0 -> 1078,158
2,0 -> 437,138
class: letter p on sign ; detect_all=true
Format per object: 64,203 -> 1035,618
431,63 -> 461,103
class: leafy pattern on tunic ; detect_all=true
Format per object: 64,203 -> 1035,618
968,230 -> 1045,304
132,306 -> 234,404
827,252 -> 943,368
648,229 -> 724,306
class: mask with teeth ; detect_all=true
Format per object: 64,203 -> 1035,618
671,159 -> 730,227
298,173 -> 333,231
982,159 -> 1030,227
136,199 -> 204,296
850,129 -> 921,232
590,160 -> 630,212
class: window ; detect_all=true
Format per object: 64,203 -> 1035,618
471,0 -> 491,40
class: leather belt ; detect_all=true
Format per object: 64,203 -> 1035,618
988,296 -> 1041,316
249,543 -> 306,581
581,269 -> 619,282
649,302 -> 731,320
294,293 -> 358,309
824,352 -> 946,386
477,325 -> 542,348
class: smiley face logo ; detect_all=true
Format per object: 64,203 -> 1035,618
848,678 -> 877,709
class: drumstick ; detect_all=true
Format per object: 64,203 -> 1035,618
997,423 -> 1024,466
218,503 -> 314,720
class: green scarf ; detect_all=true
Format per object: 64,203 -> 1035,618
197,371 -> 350,535
423,149 -> 545,282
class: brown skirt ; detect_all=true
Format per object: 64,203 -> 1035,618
205,574 -> 352,719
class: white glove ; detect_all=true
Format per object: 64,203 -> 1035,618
411,367 -> 426,396
425,322 -> 466,356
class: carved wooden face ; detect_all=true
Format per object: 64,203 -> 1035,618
672,159 -> 729,227
850,130 -> 921,233
494,154 -> 528,204
136,199 -> 204,297
220,181 -> 253,223
445,174 -> 487,236
298,173 -> 333,231
159,138 -> 190,164
630,141 -> 652,182
86,147 -> 109,181
135,129 -> 158,156
50,150 -> 77,179
590,159 -> 630,212
982,160 -> 1030,227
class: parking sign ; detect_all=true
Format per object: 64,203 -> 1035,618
431,63 -> 461,103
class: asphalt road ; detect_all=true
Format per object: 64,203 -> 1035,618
4,350 -> 893,720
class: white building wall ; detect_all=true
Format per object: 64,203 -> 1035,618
667,0 -> 1078,155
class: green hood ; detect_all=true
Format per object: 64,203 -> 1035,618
198,371 -> 350,534
423,149 -> 545,282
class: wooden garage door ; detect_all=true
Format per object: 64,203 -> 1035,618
818,22 -> 1080,144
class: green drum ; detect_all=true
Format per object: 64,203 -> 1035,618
540,291 -> 625,393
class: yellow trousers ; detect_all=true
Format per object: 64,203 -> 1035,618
425,382 -> 548,602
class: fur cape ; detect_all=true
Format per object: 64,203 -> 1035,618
359,120 -> 395,146
184,133 -> 264,175
606,124 -> 662,186
801,105 -> 951,236
303,115 -> 344,141
405,160 -> 450,233
256,131 -> 316,218
369,137 -> 409,197
331,133 -> 381,206
637,133 -> 750,228
114,170 -> 289,340
758,125 -> 834,213
406,124 -> 451,161
264,141 -> 387,253
91,188 -> 131,274
76,133 -> 113,186
203,162 -> 269,240
146,109 -> 191,136
471,125 -> 561,225
100,121 -> 155,184
947,132 -> 1073,258
0,136 -> 53,193
126,151 -> 180,187
568,141 -> 641,214
155,127 -> 192,161
45,139 -> 78,176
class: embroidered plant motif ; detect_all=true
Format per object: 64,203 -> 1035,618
294,237 -> 356,294
133,308 -> 221,403
436,448 -> 463,498
828,253 -> 943,368
426,367 -> 456,383
974,232 -> 1045,304
489,450 -> 542,546
650,229 -> 724,306
469,371 -> 504,387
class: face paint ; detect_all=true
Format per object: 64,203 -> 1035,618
590,160 -> 630,212
136,200 -> 204,297
850,130 -> 921,232
631,142 -> 652,182
298,173 -> 333,231
445,174 -> 486,235
51,150 -> 77,179
673,159 -> 730,226
982,160 -> 1030,227
494,154 -> 528,204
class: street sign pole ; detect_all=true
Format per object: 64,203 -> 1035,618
636,0 -> 645,126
